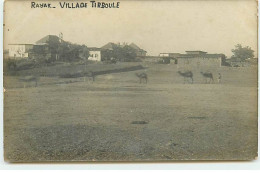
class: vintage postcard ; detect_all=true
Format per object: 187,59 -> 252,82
3,0 -> 258,162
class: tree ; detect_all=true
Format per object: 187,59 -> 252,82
108,45 -> 137,62
79,45 -> 89,72
81,45 -> 89,59
231,44 -> 254,61
122,45 -> 137,62
101,49 -> 113,61
58,42 -> 82,62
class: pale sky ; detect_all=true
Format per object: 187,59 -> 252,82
4,0 -> 258,57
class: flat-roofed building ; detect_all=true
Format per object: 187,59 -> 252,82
8,44 -> 34,59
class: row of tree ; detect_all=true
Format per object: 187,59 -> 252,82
31,40 -> 139,63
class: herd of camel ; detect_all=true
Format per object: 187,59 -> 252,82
19,70 -> 221,88
136,71 -> 221,84
176,71 -> 220,84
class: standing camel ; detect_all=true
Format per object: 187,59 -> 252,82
200,72 -> 214,84
177,71 -> 193,84
135,72 -> 148,84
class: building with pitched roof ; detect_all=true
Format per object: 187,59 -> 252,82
32,35 -> 62,60
129,43 -> 147,56
101,42 -> 118,51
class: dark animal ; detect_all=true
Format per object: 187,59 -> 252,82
19,76 -> 39,88
136,72 -> 148,84
200,72 -> 214,84
177,71 -> 193,84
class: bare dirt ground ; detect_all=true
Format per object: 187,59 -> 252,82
4,63 -> 258,162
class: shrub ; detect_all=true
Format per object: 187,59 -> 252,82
59,72 -> 84,78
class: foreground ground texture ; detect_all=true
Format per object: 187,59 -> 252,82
4,63 -> 258,162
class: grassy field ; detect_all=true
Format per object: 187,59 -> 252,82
4,62 -> 258,161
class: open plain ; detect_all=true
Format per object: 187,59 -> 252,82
4,62 -> 258,161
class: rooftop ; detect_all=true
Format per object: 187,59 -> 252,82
101,42 -> 118,50
185,50 -> 207,54
177,53 -> 224,58
36,35 -> 61,44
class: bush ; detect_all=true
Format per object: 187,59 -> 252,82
59,72 -> 84,78
16,59 -> 36,70
5,59 -> 17,70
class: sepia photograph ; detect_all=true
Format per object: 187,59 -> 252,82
3,0 -> 258,162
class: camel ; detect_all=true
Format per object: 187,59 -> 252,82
19,75 -> 39,88
136,72 -> 148,84
177,71 -> 193,84
200,71 -> 214,84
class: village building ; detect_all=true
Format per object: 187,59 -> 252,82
159,53 -> 180,58
8,44 -> 34,59
88,47 -> 102,61
101,42 -> 118,51
139,56 -> 161,63
158,53 -> 181,64
129,43 -> 147,57
177,51 -> 224,69
32,35 -> 62,60
185,51 -> 207,55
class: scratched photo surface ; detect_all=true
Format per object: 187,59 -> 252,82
3,0 -> 258,162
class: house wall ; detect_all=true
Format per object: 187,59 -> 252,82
140,56 -> 162,63
88,50 -> 101,61
177,57 -> 222,69
8,44 -> 33,59
30,44 -> 54,60
136,51 -> 146,57
159,53 -> 180,58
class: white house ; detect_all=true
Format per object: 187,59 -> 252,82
159,53 -> 180,57
88,47 -> 102,61
8,44 -> 34,59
